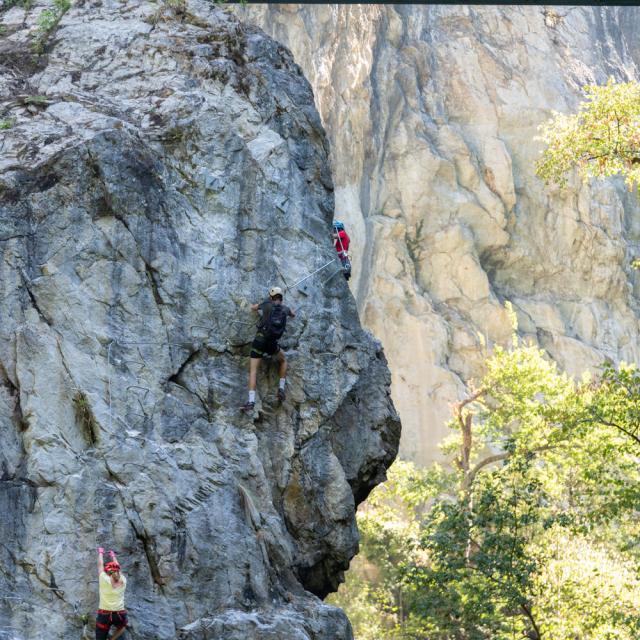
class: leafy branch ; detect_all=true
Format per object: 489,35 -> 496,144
536,78 -> 640,193
32,0 -> 71,54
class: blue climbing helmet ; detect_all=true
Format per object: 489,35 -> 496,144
333,220 -> 345,231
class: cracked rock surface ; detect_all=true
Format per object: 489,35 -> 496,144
241,4 -> 640,463
0,2 -> 400,638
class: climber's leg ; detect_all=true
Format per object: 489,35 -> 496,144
276,349 -> 287,402
110,612 -> 128,640
243,334 -> 269,410
248,356 -> 260,393
95,613 -> 111,640
111,625 -> 126,640
242,357 -> 261,411
276,349 -> 287,380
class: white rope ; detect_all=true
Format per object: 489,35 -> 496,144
289,258 -> 336,289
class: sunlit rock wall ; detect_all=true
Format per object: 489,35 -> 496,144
241,4 -> 640,464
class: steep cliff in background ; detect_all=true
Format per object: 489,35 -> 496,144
0,2 -> 400,638
241,4 -> 640,463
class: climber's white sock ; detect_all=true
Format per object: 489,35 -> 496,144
249,390 -> 256,403
279,378 -> 286,390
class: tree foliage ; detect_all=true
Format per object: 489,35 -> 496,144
536,78 -> 640,192
329,331 -> 640,639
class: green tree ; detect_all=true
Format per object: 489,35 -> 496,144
331,461 -> 453,639
330,330 -> 640,639
533,527 -> 640,639
588,361 -> 640,449
536,78 -> 640,192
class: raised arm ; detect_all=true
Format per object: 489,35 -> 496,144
97,547 -> 104,574
250,302 -> 260,312
108,549 -> 118,564
289,307 -> 296,318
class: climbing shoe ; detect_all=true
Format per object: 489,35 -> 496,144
277,387 -> 286,403
241,401 -> 255,413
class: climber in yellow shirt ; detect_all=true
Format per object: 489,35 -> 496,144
96,547 -> 128,640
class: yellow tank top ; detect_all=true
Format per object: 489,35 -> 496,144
99,572 -> 126,611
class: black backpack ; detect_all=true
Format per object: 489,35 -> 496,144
261,303 -> 287,339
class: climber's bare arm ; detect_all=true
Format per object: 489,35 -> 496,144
97,548 -> 104,574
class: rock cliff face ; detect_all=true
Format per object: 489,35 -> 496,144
0,2 -> 399,638
241,4 -> 640,463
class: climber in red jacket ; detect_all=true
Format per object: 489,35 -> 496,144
332,221 -> 351,281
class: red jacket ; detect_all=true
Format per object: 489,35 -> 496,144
334,229 -> 350,254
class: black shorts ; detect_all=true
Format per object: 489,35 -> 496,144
250,333 -> 280,359
96,610 -> 128,640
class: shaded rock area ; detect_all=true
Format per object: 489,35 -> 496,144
0,2 -> 400,639
241,4 -> 640,463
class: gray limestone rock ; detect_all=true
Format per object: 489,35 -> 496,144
0,2 -> 400,639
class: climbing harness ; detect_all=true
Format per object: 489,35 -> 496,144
96,609 -> 128,638
96,609 -> 128,619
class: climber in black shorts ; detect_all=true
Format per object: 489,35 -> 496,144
242,286 -> 296,412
